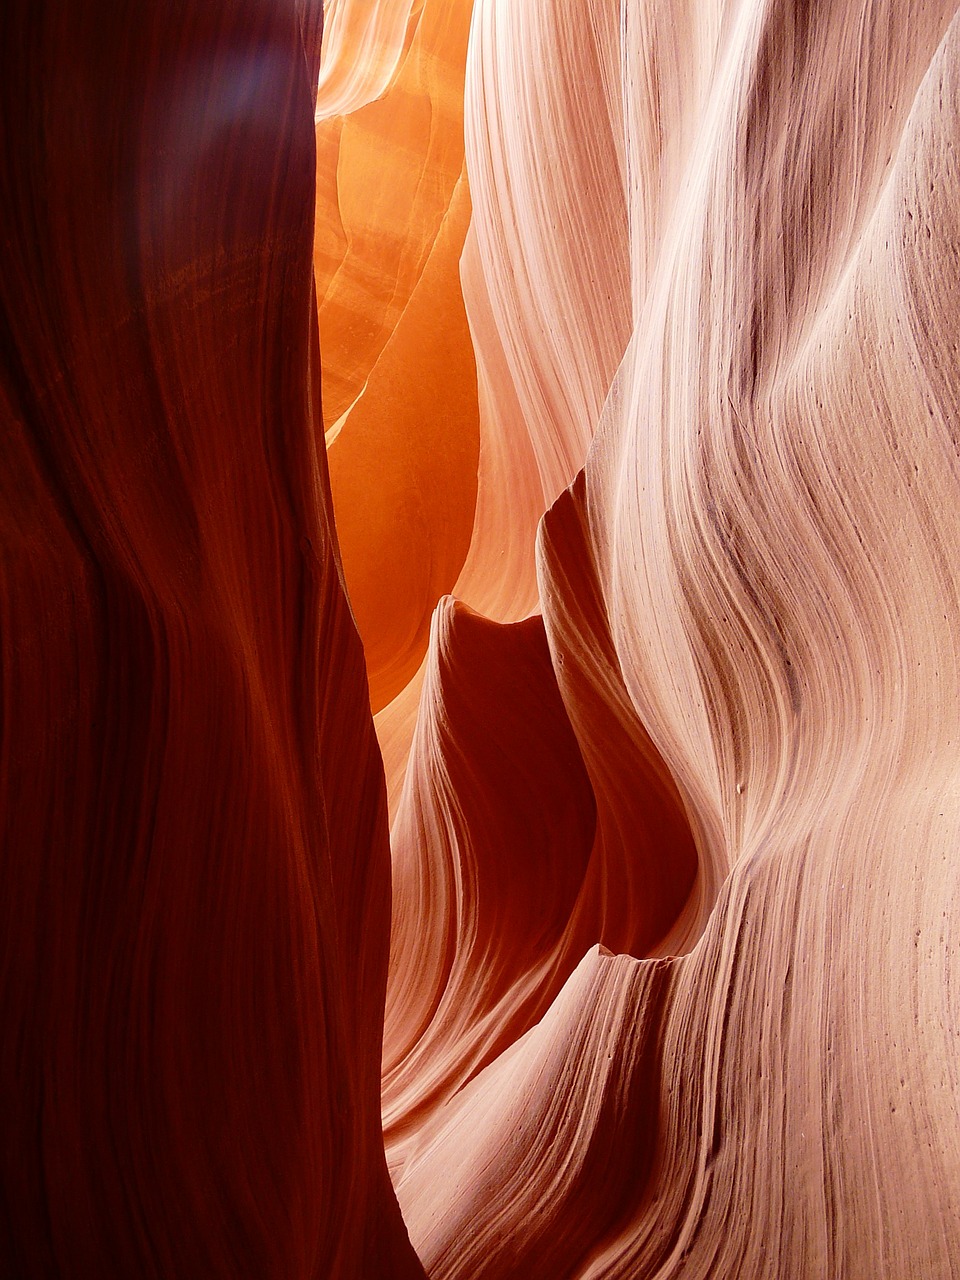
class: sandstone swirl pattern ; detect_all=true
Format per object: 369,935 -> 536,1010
377,1 -> 960,1276
2,1 -> 960,1278
0,3 -> 423,1275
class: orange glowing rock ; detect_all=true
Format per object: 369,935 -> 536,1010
314,0 -> 480,713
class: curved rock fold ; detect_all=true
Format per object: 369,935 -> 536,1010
4,0 -> 960,1276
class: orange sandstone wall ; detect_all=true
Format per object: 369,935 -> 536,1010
314,0 -> 480,715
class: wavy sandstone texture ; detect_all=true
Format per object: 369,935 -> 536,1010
4,0 -> 960,1278
0,2 -> 423,1276
314,0 -> 480,716
385,1 -> 960,1277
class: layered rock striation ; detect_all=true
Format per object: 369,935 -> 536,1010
4,0 -> 960,1277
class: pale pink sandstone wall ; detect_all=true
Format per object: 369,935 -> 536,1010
325,1 -> 960,1276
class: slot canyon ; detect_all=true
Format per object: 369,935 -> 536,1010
3,0 -> 960,1275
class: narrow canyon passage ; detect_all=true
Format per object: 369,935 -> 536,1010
3,1 -> 960,1277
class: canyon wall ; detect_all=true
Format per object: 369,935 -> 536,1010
3,0 -> 960,1276
0,2 -> 422,1275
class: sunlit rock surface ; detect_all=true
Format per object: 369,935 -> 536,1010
315,0 -> 480,715
4,0 -> 960,1277
365,0 -> 960,1276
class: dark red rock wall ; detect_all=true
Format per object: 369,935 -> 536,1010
0,3 -> 422,1275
